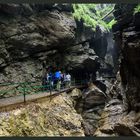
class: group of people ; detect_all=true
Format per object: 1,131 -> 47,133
43,70 -> 71,91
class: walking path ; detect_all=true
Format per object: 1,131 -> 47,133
0,85 -> 86,110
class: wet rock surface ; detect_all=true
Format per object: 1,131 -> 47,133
95,4 -> 140,136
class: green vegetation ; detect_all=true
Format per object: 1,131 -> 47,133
107,19 -> 117,29
72,4 -> 116,32
134,4 -> 140,14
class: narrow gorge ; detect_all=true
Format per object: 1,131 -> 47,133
0,3 -> 139,136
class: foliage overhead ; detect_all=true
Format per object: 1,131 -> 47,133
72,4 -> 116,32
134,4 -> 140,14
107,19 -> 117,29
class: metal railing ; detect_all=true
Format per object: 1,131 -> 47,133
0,79 -> 87,103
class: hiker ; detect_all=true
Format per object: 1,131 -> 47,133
65,73 -> 71,88
48,72 -> 54,90
54,70 -> 61,91
60,72 -> 65,89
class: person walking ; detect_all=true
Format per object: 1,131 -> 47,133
54,70 -> 61,91
65,73 -> 71,88
48,72 -> 54,90
60,72 -> 65,89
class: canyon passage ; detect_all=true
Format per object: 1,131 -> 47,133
0,4 -> 140,136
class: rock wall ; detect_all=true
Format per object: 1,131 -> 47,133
0,4 -> 115,83
0,4 -> 97,83
113,4 -> 140,112
95,4 -> 140,136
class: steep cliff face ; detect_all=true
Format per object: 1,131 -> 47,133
95,4 -> 140,136
113,5 -> 140,112
0,4 -> 102,83
0,4 -> 116,83
0,4 -> 75,83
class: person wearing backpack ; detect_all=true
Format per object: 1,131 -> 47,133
48,72 -> 54,90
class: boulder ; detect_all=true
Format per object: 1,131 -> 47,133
69,88 -> 82,100
72,84 -> 107,135
0,94 -> 85,136
82,83 -> 106,110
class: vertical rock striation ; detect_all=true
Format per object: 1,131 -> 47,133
95,4 -> 140,136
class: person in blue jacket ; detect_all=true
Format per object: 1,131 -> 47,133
54,70 -> 61,91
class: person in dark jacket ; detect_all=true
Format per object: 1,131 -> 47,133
48,72 -> 54,90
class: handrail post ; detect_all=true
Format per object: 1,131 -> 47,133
49,82 -> 52,96
49,82 -> 52,102
23,83 -> 26,104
